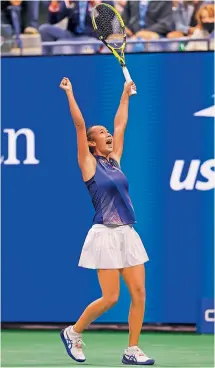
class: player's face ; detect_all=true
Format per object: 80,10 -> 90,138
90,126 -> 113,155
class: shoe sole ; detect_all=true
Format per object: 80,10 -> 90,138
122,355 -> 155,365
60,329 -> 86,363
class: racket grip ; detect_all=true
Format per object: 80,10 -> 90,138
122,66 -> 137,95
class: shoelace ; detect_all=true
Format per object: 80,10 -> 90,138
74,337 -> 86,350
130,347 -> 146,357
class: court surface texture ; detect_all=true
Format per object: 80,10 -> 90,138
1,330 -> 214,367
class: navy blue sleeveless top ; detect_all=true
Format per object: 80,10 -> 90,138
85,155 -> 136,225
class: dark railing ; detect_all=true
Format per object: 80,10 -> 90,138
1,36 -> 212,56
41,37 -> 211,47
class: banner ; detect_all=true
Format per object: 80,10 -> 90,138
2,52 -> 214,326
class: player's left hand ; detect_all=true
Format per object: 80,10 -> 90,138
60,77 -> 72,92
124,81 -> 136,96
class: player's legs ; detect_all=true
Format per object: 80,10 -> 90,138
121,264 -> 155,365
60,269 -> 120,362
121,264 -> 145,347
74,269 -> 120,333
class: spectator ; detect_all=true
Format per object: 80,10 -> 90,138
21,1 -> 40,34
1,1 -> 23,48
186,3 -> 214,50
114,0 -> 127,14
1,1 -> 39,37
39,1 -> 113,55
122,1 -> 173,41
1,1 -> 14,53
167,1 -> 202,39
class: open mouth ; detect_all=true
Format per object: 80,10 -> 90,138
106,138 -> 112,145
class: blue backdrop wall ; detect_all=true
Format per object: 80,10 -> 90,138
2,52 -> 214,324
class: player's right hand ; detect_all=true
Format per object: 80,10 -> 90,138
124,81 -> 136,96
60,77 -> 72,92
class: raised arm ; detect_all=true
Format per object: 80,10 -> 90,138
110,81 -> 136,164
60,77 -> 95,180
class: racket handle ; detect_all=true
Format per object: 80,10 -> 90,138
122,66 -> 137,95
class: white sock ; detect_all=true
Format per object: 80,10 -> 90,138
128,346 -> 138,348
127,346 -> 138,350
70,326 -> 80,335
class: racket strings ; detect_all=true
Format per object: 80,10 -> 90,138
93,5 -> 124,49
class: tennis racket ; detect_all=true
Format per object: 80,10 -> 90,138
92,3 -> 137,95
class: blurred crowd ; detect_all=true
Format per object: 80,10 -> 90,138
1,0 -> 214,55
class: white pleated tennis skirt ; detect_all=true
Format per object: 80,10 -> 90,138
78,224 -> 149,270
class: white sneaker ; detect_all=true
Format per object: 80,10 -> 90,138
122,346 -> 155,365
60,326 -> 86,362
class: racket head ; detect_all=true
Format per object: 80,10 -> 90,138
92,3 -> 126,65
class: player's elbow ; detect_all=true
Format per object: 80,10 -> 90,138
74,120 -> 86,130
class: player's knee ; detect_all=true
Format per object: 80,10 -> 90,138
132,286 -> 146,303
103,293 -> 119,308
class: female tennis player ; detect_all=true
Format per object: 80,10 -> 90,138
59,77 -> 154,366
